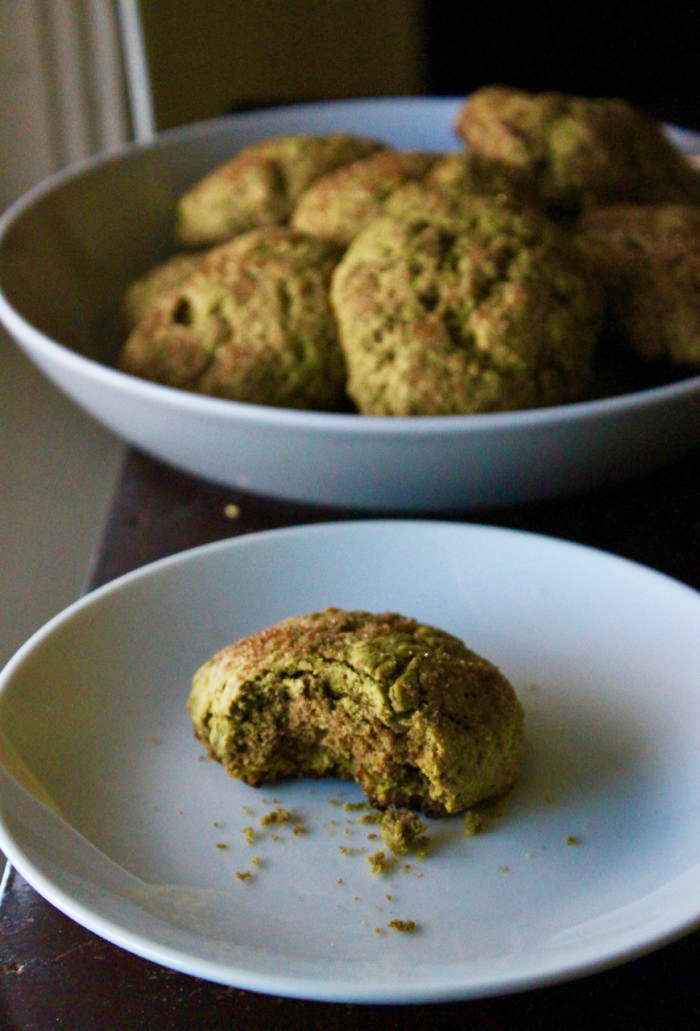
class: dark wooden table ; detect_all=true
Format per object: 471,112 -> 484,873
2,446 -> 699,1030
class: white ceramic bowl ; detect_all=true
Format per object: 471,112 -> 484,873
0,97 -> 698,511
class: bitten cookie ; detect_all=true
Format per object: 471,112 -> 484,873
188,608 -> 525,816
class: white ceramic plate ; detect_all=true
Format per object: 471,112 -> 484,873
0,520 -> 698,1003
0,98 -> 698,511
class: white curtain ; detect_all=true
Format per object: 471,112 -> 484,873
0,0 -> 135,208
0,0 -> 134,671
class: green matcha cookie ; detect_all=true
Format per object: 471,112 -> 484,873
331,194 -> 603,415
188,608 -> 525,816
291,149 -> 439,247
119,227 -> 346,410
175,133 -> 384,247
123,250 -> 209,329
577,203 -> 700,366
455,86 -> 698,216
426,151 -> 541,210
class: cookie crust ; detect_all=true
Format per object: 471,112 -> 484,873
123,251 -> 209,329
331,194 -> 603,415
455,86 -> 698,215
119,227 -> 346,410
175,133 -> 383,247
291,149 -> 439,247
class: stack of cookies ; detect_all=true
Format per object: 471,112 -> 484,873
119,87 -> 700,415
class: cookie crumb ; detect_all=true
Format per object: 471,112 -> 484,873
223,503 -> 241,519
388,919 -> 417,933
357,811 -> 382,825
380,808 -> 429,856
260,806 -> 292,826
463,809 -> 484,836
242,826 -> 256,844
368,850 -> 392,875
236,870 -> 252,881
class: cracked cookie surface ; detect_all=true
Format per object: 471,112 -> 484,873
187,608 -> 525,816
455,86 -> 699,216
175,133 -> 384,247
330,194 -> 603,415
291,149 -> 439,247
118,227 -> 346,409
123,250 -> 210,329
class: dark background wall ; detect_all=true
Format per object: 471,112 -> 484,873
140,0 -> 425,130
421,6 -> 698,130
140,1 -> 697,132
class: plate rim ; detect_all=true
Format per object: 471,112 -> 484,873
2,517 -> 700,668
